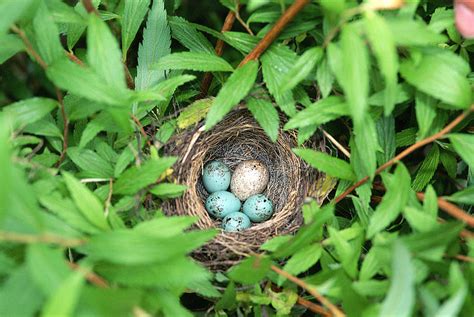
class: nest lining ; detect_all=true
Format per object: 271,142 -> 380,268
164,108 -> 330,269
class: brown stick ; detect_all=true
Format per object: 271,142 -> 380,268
239,0 -> 311,66
0,231 -> 86,247
416,193 -> 474,227
11,25 -> 48,70
131,114 -> 152,147
297,296 -> 332,317
55,89 -> 69,168
334,105 -> 474,203
67,262 -> 109,288
270,265 -> 346,317
453,254 -> 474,263
200,9 -> 237,97
81,0 -> 99,15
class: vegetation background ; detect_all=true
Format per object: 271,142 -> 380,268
0,0 -> 473,316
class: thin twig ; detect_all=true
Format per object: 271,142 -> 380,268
55,88 -> 69,168
297,296 -> 332,317
453,254 -> 474,263
81,0 -> 99,15
124,63 -> 135,89
200,9 -> 237,97
11,24 -> 48,69
239,0 -> 311,66
321,128 -> 350,158
417,193 -> 474,227
104,178 -> 113,217
65,51 -> 85,66
131,115 -> 152,147
67,262 -> 109,288
234,3 -> 254,35
270,265 -> 345,317
0,231 -> 86,247
334,105 -> 474,203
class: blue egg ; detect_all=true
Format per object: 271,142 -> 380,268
205,191 -> 241,219
202,161 -> 231,193
222,212 -> 251,232
242,194 -> 273,222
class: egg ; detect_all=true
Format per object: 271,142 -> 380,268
222,212 -> 251,232
205,191 -> 241,219
243,194 -> 274,222
202,160 -> 231,193
230,160 -> 269,201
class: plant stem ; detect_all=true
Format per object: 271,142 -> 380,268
55,88 -> 69,168
417,193 -> 474,227
0,231 -> 86,247
81,0 -> 99,15
334,105 -> 474,203
297,296 -> 332,317
239,0 -> 311,66
270,265 -> 346,317
200,9 -> 237,97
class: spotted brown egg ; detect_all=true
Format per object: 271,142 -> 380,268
230,160 -> 269,201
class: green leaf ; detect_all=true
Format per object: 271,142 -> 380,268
445,186 -> 474,205
279,47 -> 323,92
353,115 -> 379,178
67,147 -> 114,178
0,266 -> 43,317
2,97 -> 57,128
400,51 -> 471,109
41,270 -> 85,317
88,14 -> 126,90
149,183 -> 187,199
168,16 -> 215,54
293,148 -> 356,181
135,0 -> 171,91
82,229 -> 215,265
62,172 -> 110,231
114,157 -> 177,195
46,59 -> 131,106
205,60 -> 258,129
155,52 -> 233,72
284,96 -> 349,130
364,11 -> 398,115
376,115 -> 396,165
339,24 -> 369,125
122,0 -> 150,60
412,144 -> 440,191
0,0 -> 34,34
247,97 -> 279,142
386,18 -> 447,46
33,1 -> 63,65
367,163 -> 411,238
177,98 -> 213,129
434,264 -> 468,317
449,134 -> 474,170
415,92 -> 437,140
155,289 -> 193,317
280,244 -> 322,283
316,56 -> 335,98
404,206 -> 439,232
228,256 -> 271,284
261,45 -> 297,116
0,34 -> 23,64
380,241 -> 415,317
26,245 -> 70,296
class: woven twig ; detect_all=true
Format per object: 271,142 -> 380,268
163,108 -> 334,270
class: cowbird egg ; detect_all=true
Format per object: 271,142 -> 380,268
230,160 -> 269,201
202,160 -> 231,193
205,191 -> 241,219
222,212 -> 251,232
243,194 -> 273,222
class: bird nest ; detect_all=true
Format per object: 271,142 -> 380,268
163,108 -> 334,270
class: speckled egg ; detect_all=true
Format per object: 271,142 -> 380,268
222,212 -> 252,232
243,194 -> 274,222
202,161 -> 231,193
230,160 -> 269,201
205,191 -> 241,219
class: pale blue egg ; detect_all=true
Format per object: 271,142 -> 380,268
242,194 -> 273,222
205,191 -> 241,219
222,212 -> 251,232
202,161 -> 231,193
